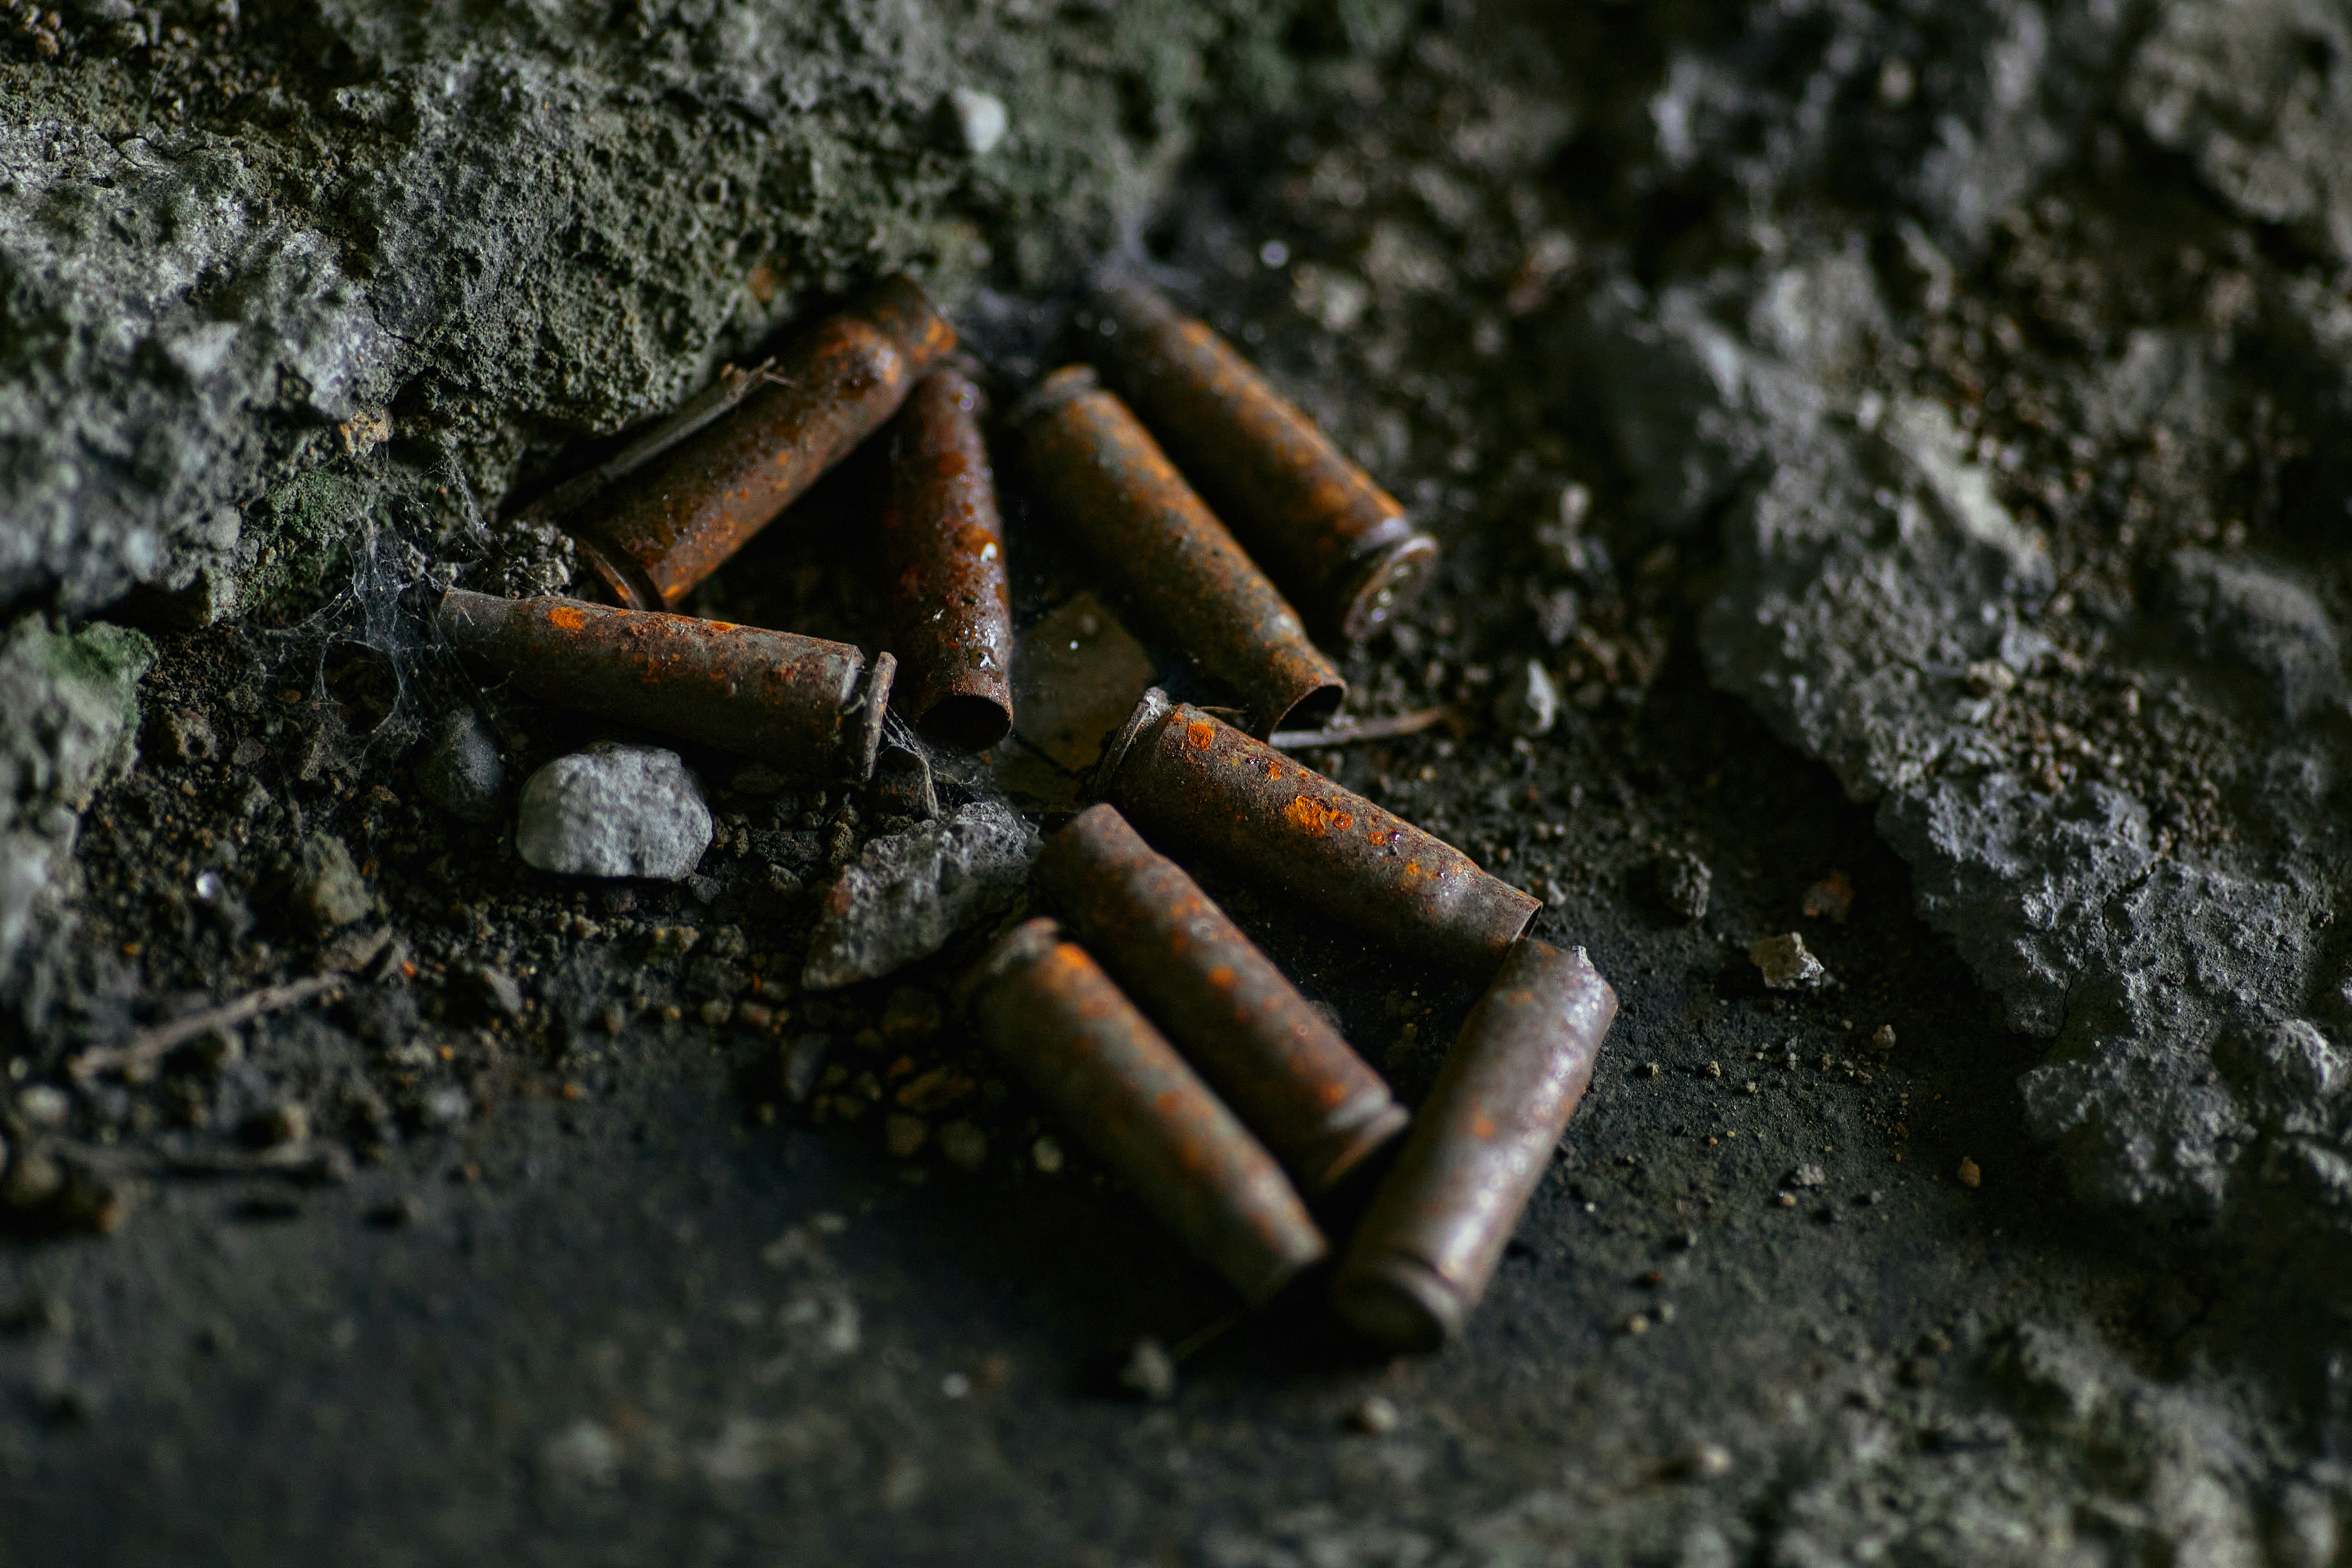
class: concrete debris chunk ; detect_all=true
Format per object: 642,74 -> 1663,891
1749,933 -> 1829,991
517,743 -> 712,881
416,710 -> 505,823
1648,850 -> 1712,922
1494,659 -> 1560,737
801,799 -> 1038,990
1118,1338 -> 1177,1402
290,834 -> 370,931
947,87 -> 1009,156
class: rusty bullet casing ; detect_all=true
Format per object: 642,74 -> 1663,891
881,362 -> 1014,751
960,918 -> 1329,1307
571,274 -> 957,609
1333,938 -> 1618,1352
1036,804 -> 1408,1194
437,589 -> 893,781
1093,280 -> 1437,642
1093,690 -> 1540,975
1008,365 -> 1344,738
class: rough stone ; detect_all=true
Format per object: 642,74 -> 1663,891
1494,658 -> 1560,737
289,835 -> 371,932
0,618 -> 153,976
801,800 -> 1039,990
1647,850 -> 1713,923
416,712 -> 505,824
516,744 -> 712,882
1750,934 -> 1828,992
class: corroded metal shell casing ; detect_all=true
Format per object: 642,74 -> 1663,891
1093,280 -> 1437,642
1007,365 -> 1344,738
1093,690 -> 1540,975
960,918 -> 1329,1307
436,590 -> 893,782
1332,939 -> 1617,1352
571,274 -> 956,609
1036,804 -> 1408,1194
881,361 -> 1014,751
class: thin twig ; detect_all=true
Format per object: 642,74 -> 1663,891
69,974 -> 347,1080
1270,707 -> 1450,750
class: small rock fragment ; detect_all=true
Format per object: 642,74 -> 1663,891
416,710 -> 505,824
1799,870 -> 1855,923
1118,1338 -> 1177,1402
1787,1162 -> 1826,1189
882,987 -> 944,1046
1956,1156 -> 1982,1189
517,743 -> 712,881
1350,1395 -> 1401,1435
1963,659 -> 2017,696
467,965 -> 525,1020
290,834 -> 370,930
884,1114 -> 929,1159
1665,1442 -> 1732,1480
16,1085 -> 69,1131
1,1143 -> 63,1210
1647,850 -> 1712,921
782,1034 -> 831,1102
244,1102 -> 310,1147
1871,1024 -> 1897,1050
802,800 -> 1040,989
1749,932 -> 1829,990
150,707 -> 217,762
947,86 -> 1008,155
936,1120 -> 987,1172
1493,659 -> 1560,737
1031,1136 -> 1064,1174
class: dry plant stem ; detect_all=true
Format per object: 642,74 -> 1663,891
69,974 -> 348,1080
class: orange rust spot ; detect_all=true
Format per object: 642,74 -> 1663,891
1186,720 -> 1216,750
1206,965 -> 1236,990
1471,1112 -> 1495,1139
1282,795 -> 1354,836
547,605 -> 587,631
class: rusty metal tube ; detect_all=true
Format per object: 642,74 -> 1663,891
569,274 -> 956,609
1093,280 -> 1437,643
959,918 -> 1329,1307
1332,938 -> 1618,1352
881,362 -> 1014,751
1036,804 -> 1408,1194
1007,365 -> 1344,738
1093,689 -> 1540,975
436,589 -> 892,782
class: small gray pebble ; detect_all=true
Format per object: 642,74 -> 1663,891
1118,1338 -> 1177,1402
417,711 -> 505,824
1494,659 -> 1560,738
517,743 -> 711,881
290,834 -> 370,931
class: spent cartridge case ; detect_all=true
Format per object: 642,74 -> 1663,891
1007,365 -> 1343,738
1036,804 -> 1408,1194
882,362 -> 1014,751
437,589 -> 892,782
1093,690 -> 1539,975
571,274 -> 955,609
961,918 -> 1329,1307
1093,280 -> 1437,643
1332,938 -> 1618,1352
